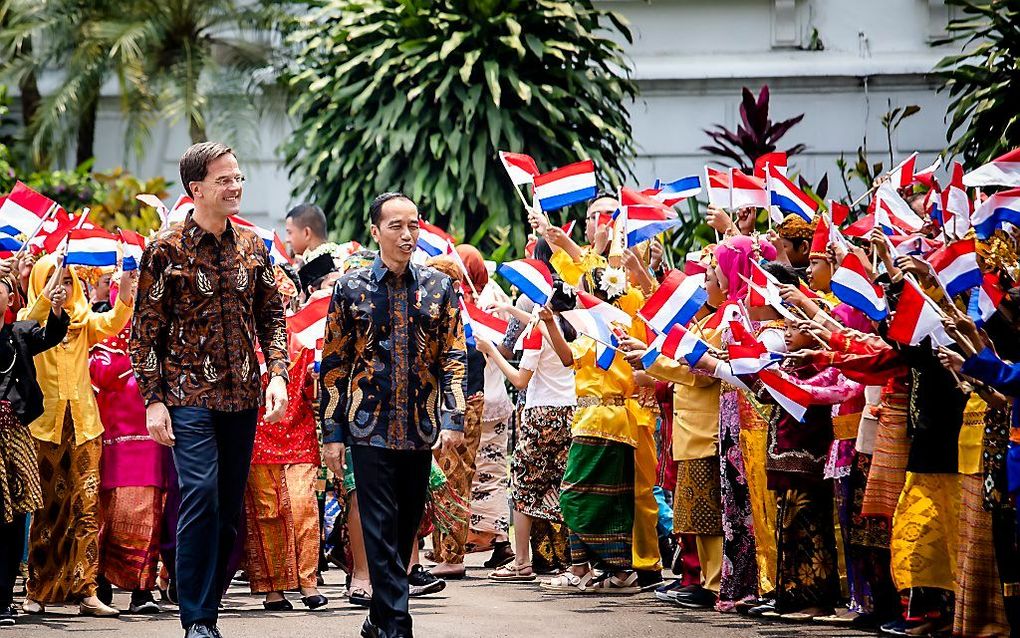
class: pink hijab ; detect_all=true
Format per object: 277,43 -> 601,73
713,235 -> 777,302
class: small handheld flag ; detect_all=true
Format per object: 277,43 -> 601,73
533,160 -> 597,212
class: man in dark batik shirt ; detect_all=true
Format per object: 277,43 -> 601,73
130,142 -> 289,638
320,192 -> 466,638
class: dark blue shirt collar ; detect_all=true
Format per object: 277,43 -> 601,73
371,254 -> 419,284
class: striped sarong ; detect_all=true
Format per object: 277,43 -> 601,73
559,436 -> 634,570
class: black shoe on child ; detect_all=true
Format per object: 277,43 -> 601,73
408,564 -> 446,597
675,587 -> 718,609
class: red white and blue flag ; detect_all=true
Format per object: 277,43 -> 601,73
288,294 -> 331,350
638,269 -> 708,333
461,300 -> 510,345
640,323 -> 709,370
766,164 -> 818,223
65,228 -> 120,267
561,308 -> 619,370
651,175 -> 702,206
727,321 -> 782,375
119,229 -> 147,271
498,151 -> 541,186
533,160 -> 597,212
0,181 -> 55,248
830,252 -> 888,321
729,168 -> 767,209
928,238 -> 982,298
497,258 -> 554,306
968,272 -> 1005,326
621,206 -> 683,247
577,289 -> 632,327
885,277 -> 944,346
971,187 -> 1020,239
704,167 -> 730,208
229,215 -> 293,265
758,369 -> 814,422
415,219 -> 455,257
964,147 -> 1020,188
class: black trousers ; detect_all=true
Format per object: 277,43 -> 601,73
169,407 -> 258,628
351,445 -> 431,638
0,513 -> 26,609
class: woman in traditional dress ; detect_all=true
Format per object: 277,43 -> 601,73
0,274 -> 68,626
22,255 -> 135,616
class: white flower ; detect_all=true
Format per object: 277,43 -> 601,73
599,267 -> 626,298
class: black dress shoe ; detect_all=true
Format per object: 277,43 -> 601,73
301,594 -> 328,610
361,617 -> 382,638
483,541 -> 515,568
262,598 -> 293,611
184,623 -> 217,638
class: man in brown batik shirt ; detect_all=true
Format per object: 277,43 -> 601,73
129,142 -> 289,638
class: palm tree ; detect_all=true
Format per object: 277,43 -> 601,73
0,0 -> 289,167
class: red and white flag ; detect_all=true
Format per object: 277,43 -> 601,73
885,277 -> 944,346
498,151 -> 541,186
462,300 -> 510,345
729,168 -> 767,209
963,147 -> 1020,188
758,369 -> 813,422
287,294 -> 331,350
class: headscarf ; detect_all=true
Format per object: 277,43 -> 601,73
454,244 -> 487,297
26,253 -> 90,329
712,235 -> 777,302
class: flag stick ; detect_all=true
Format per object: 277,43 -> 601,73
12,204 -> 58,261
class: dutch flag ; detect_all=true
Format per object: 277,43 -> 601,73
0,181 -> 55,248
533,160 -> 597,212
638,270 -> 708,334
561,308 -> 619,370
928,238 -> 982,299
727,320 -> 783,375
830,253 -> 888,321
416,219 -> 455,257
497,259 -> 554,306
65,228 -> 120,267
968,272 -> 1005,326
971,187 -> 1020,239
963,147 -> 1020,188
651,175 -> 702,206
640,323 -> 709,370
622,206 -> 683,247
118,229 -> 147,271
766,164 -> 818,223
758,369 -> 814,422
229,215 -> 293,265
461,300 -> 510,345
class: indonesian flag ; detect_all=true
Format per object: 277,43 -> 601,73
886,152 -> 918,190
875,182 -> 925,232
758,369 -> 814,422
928,238 -> 982,298
830,253 -> 888,321
729,168 -> 767,210
287,294 -> 331,350
119,229 -> 147,271
727,320 -> 782,375
968,272 -> 1005,326
498,151 -> 541,186
704,167 -> 730,208
640,323 -> 709,369
913,155 -> 942,188
963,147 -> 1020,188
497,259 -> 554,305
461,300 -> 509,345
747,260 -> 776,308
828,200 -> 850,226
164,194 -> 194,226
941,162 -> 972,238
703,300 -> 744,331
754,152 -> 788,179
620,186 -> 676,218
885,277 -> 944,346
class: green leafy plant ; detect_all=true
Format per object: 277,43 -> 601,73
935,0 -> 1020,165
700,85 -> 806,171
0,0 -> 290,166
282,0 -> 637,255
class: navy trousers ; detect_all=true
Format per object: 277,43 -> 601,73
170,407 -> 257,628
351,445 -> 431,638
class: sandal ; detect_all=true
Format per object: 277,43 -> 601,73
586,571 -> 640,595
489,563 -> 536,582
540,571 -> 594,594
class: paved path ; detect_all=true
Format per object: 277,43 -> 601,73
14,558 -> 875,637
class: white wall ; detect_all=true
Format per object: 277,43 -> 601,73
70,1 -> 962,228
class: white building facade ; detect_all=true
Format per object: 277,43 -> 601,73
77,0 -> 958,229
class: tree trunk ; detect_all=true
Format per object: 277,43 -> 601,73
189,114 -> 206,144
76,95 -> 98,167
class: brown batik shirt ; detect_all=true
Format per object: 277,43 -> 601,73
129,214 -> 289,411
